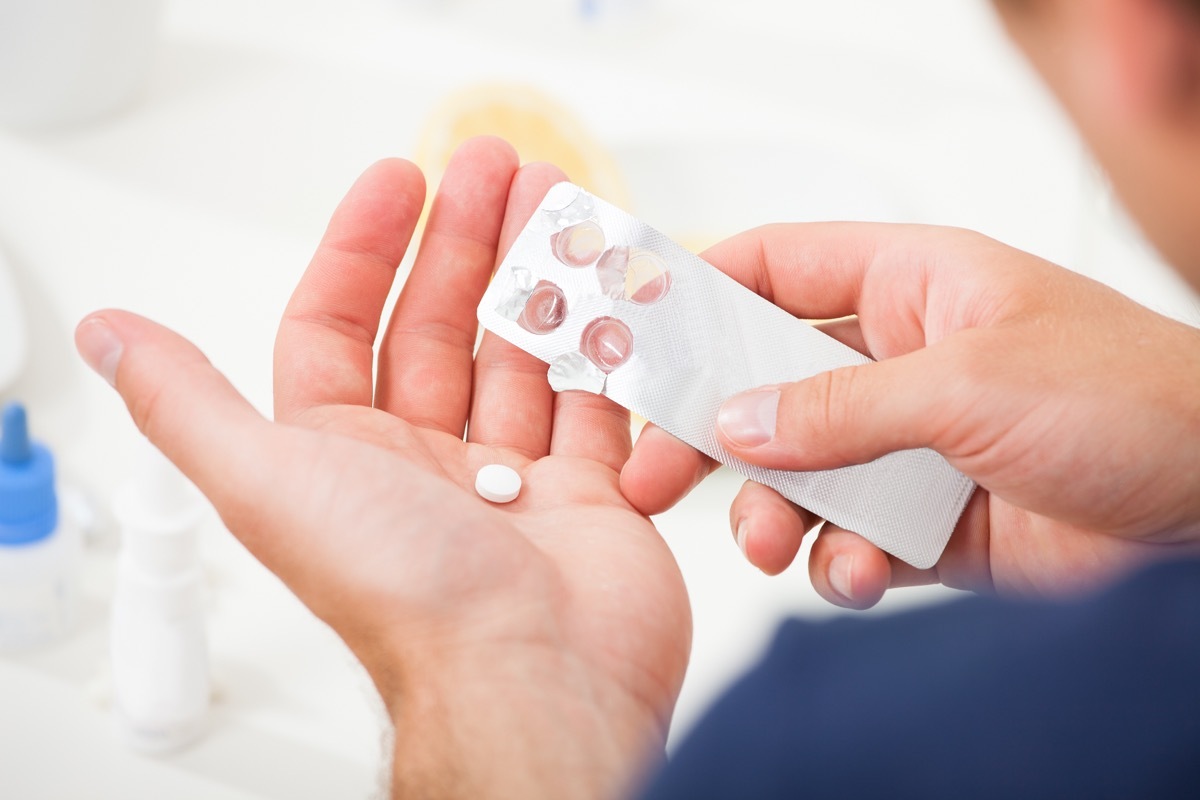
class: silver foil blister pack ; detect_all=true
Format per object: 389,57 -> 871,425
477,183 -> 975,568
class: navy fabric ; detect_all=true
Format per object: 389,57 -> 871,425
640,559 -> 1200,799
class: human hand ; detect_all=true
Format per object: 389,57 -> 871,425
622,224 -> 1200,609
76,138 -> 689,799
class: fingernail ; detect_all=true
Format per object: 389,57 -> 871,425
735,520 -> 750,558
76,317 -> 124,387
717,389 -> 779,447
828,554 -> 854,602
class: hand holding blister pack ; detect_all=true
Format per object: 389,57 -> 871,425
477,184 -> 975,569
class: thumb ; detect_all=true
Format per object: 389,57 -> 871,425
75,310 -> 280,534
716,341 -> 966,471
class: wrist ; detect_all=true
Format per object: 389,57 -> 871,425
387,644 -> 668,800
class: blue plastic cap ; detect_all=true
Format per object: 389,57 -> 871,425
0,402 -> 58,545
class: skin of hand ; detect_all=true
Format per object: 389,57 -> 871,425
622,223 -> 1200,609
75,137 -> 690,799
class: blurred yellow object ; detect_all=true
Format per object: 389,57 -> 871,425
416,83 -> 628,209
676,234 -> 723,257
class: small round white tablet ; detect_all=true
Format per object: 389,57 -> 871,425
474,464 -> 522,504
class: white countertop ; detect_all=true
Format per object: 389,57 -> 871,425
2,1 -> 1196,797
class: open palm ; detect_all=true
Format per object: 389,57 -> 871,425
81,138 -> 690,797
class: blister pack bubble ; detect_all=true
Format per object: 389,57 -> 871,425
477,183 -> 975,568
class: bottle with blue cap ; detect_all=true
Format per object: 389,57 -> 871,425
0,401 -> 81,650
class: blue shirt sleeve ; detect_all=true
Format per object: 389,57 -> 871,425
639,559 -> 1200,799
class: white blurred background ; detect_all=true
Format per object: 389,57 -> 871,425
1,0 -> 1198,797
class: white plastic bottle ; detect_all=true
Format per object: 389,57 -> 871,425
110,442 -> 209,754
0,402 -> 81,651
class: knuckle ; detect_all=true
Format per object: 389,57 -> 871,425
285,307 -> 378,347
125,369 -> 172,444
804,366 -> 859,439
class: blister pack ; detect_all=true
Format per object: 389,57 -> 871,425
477,183 -> 975,568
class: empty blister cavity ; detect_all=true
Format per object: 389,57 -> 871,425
596,247 -> 672,305
551,220 -> 605,267
495,267 -> 537,322
543,188 -> 596,228
548,352 -> 607,395
517,280 -> 568,334
580,316 -> 633,373
626,251 -> 672,304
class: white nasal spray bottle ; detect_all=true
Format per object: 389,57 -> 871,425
110,441 -> 209,753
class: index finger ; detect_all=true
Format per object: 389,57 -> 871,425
274,159 -> 426,422
702,222 -> 1015,362
374,137 -> 520,434
698,222 -> 880,320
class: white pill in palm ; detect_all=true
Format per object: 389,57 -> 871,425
474,464 -> 522,504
